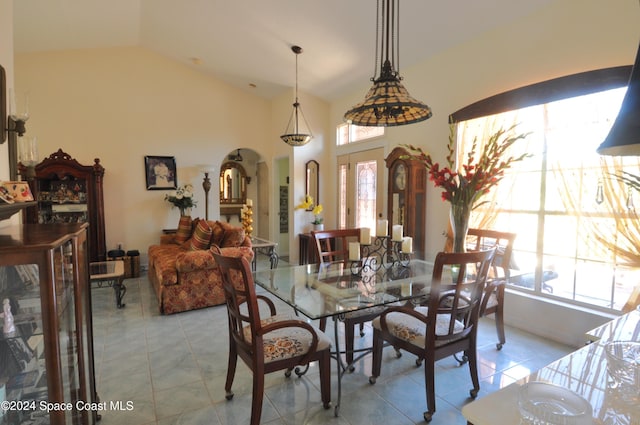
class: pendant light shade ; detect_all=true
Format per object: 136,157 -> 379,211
597,42 -> 640,156
344,0 -> 432,127
281,45 -> 313,147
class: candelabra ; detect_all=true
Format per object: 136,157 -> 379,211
242,204 -> 253,238
362,236 -> 411,271
349,235 -> 412,276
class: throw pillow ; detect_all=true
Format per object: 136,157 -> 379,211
175,216 -> 192,243
221,227 -> 246,248
189,219 -> 213,250
210,221 -> 225,246
191,217 -> 200,233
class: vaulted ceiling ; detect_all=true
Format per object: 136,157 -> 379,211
13,0 -> 558,101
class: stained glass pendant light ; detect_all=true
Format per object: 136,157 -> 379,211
344,0 -> 432,127
281,45 -> 313,146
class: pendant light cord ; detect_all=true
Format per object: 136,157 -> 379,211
294,49 -> 300,133
374,0 -> 380,80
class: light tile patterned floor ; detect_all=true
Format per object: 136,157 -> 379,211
91,258 -> 574,425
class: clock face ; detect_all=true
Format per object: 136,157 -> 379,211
394,163 -> 407,191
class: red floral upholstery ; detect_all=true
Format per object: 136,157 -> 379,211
148,221 -> 253,314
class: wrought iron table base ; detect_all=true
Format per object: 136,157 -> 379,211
95,279 -> 127,308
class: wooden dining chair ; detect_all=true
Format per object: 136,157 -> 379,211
369,248 -> 496,423
212,249 -> 332,425
467,228 -> 517,350
311,228 -> 384,366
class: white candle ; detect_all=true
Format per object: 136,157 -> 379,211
246,199 -> 253,207
402,236 -> 413,253
360,228 -> 371,245
377,219 -> 388,236
349,242 -> 361,261
392,225 -> 403,242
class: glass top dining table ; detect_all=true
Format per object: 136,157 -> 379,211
253,257 -> 499,416
252,259 -> 440,321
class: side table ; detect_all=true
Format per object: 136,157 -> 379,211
90,260 -> 126,308
250,236 -> 279,271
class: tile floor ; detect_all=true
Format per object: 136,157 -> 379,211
91,258 -> 575,425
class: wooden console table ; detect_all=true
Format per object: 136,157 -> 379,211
298,233 -> 318,265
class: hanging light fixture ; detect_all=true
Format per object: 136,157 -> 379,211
597,41 -> 640,155
228,149 -> 243,162
281,45 -> 313,147
344,0 -> 432,127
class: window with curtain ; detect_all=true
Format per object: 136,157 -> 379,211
452,66 -> 640,312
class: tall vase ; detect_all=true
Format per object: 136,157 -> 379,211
450,201 -> 471,253
180,207 -> 192,217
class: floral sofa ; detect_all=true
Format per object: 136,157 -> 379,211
147,217 -> 253,314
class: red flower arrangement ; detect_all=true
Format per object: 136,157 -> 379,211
403,124 -> 530,252
404,124 -> 530,210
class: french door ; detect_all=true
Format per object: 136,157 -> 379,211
337,148 -> 386,230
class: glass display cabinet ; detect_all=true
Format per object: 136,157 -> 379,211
0,223 -> 97,425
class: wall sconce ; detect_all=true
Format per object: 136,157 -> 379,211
1,65 -> 29,142
8,89 -> 29,136
18,136 -> 38,180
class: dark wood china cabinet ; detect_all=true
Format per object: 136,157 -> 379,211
20,149 -> 106,262
385,146 -> 427,259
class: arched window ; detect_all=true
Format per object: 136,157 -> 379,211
450,66 -> 640,312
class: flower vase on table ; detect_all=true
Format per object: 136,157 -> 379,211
402,123 -> 530,253
450,201 -> 471,253
180,207 -> 192,217
295,194 -> 324,233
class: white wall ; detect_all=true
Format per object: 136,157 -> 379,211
15,47 -> 275,255
0,0 -> 14,228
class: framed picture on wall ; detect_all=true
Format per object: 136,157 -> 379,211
145,156 -> 177,190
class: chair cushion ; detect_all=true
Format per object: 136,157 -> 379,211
243,314 -> 331,363
372,307 -> 464,348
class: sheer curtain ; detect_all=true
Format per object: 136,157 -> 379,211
453,87 -> 640,266
545,90 -> 640,266
445,109 -> 538,250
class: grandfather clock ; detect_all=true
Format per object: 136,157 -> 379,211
385,146 -> 426,259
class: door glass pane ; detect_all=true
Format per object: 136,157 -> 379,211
355,160 -> 377,231
339,164 -> 348,228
